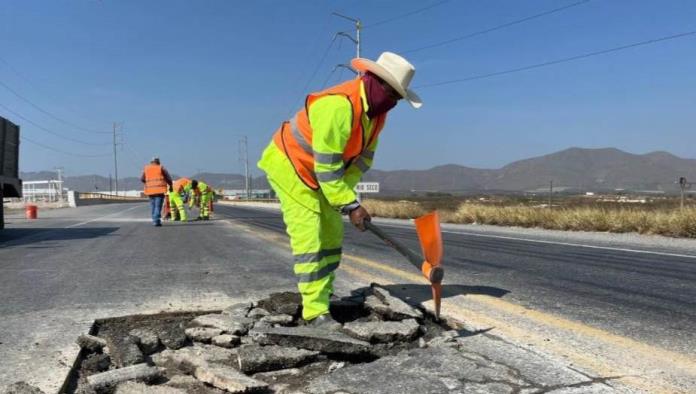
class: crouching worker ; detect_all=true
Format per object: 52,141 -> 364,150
169,177 -> 191,222
186,179 -> 213,220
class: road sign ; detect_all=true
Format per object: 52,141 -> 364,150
355,182 -> 380,193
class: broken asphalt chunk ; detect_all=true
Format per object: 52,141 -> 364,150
212,334 -> 241,348
221,302 -> 253,319
246,308 -> 270,319
185,327 -> 223,343
158,324 -> 187,350
249,326 -> 371,357
109,337 -> 144,367
192,313 -> 254,336
152,344 -> 236,372
236,344 -> 320,373
370,285 -> 423,320
256,292 -> 302,318
258,314 -> 294,326
114,381 -> 186,394
77,334 -> 107,352
87,364 -> 164,392
194,364 -> 268,393
342,319 -> 420,343
128,328 -> 160,355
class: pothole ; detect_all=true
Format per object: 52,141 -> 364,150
64,284 -> 465,393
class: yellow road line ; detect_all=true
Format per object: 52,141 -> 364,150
344,252 -> 696,373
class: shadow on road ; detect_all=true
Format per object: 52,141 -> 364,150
380,283 -> 510,307
0,227 -> 119,248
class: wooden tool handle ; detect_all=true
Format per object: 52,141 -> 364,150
364,220 -> 423,270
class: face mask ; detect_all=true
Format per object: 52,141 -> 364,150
362,72 -> 398,118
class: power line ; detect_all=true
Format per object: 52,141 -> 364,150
0,103 -> 111,146
402,0 -> 591,55
364,0 -> 450,29
416,29 -> 696,89
285,36 -> 338,117
21,136 -> 112,158
0,78 -> 111,134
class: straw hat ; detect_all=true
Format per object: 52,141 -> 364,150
351,52 -> 422,109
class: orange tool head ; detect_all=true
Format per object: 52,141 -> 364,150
415,211 -> 443,268
415,211 -> 444,319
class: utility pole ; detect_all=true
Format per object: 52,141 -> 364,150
330,13 -> 361,77
240,136 -> 250,199
332,12 -> 361,58
112,122 -> 119,196
548,180 -> 553,208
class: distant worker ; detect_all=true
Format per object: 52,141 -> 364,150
186,179 -> 214,220
169,177 -> 191,221
258,52 -> 421,327
140,157 -> 173,227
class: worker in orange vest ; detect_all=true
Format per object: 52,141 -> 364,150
258,52 -> 421,328
140,157 -> 173,227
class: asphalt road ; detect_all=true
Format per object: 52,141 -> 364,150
2,202 -> 695,393
217,203 -> 696,393
218,204 -> 696,354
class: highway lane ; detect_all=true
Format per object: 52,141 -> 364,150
2,202 -> 695,392
215,204 -> 696,355
216,203 -> 696,393
0,203 -> 305,391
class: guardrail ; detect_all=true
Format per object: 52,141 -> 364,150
68,191 -> 147,207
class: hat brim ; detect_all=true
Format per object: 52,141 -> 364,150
351,58 -> 422,109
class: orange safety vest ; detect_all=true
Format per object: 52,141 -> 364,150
173,178 -> 191,193
272,78 -> 386,190
143,164 -> 168,196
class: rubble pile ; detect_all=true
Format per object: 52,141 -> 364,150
68,285 -> 459,393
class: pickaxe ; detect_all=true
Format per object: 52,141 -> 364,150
364,211 -> 444,319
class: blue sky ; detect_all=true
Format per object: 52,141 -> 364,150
1,0 -> 695,178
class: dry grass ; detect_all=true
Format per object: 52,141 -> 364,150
362,199 -> 696,238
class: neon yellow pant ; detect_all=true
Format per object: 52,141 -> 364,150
268,177 -> 342,320
168,191 -> 187,221
199,189 -> 213,218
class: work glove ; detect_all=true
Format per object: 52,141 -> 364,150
349,205 -> 371,232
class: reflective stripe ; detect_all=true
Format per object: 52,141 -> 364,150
354,157 -> 370,173
294,247 -> 342,263
290,116 -> 312,155
314,151 -> 344,165
316,168 -> 345,182
362,150 -> 375,160
296,261 -> 340,283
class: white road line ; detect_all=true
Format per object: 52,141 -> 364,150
376,222 -> 696,260
224,205 -> 696,260
65,205 -> 143,228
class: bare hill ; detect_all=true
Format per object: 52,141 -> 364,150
21,147 -> 696,194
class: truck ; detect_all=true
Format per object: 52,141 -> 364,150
1,116 -> 21,229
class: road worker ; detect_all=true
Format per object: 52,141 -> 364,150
169,177 -> 191,221
140,157 -> 173,227
186,179 -> 214,220
258,52 -> 421,328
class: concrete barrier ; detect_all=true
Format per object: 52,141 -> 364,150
68,191 -> 147,207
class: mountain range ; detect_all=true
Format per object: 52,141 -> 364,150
20,147 -> 696,194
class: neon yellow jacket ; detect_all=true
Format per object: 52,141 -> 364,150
259,81 -> 379,211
